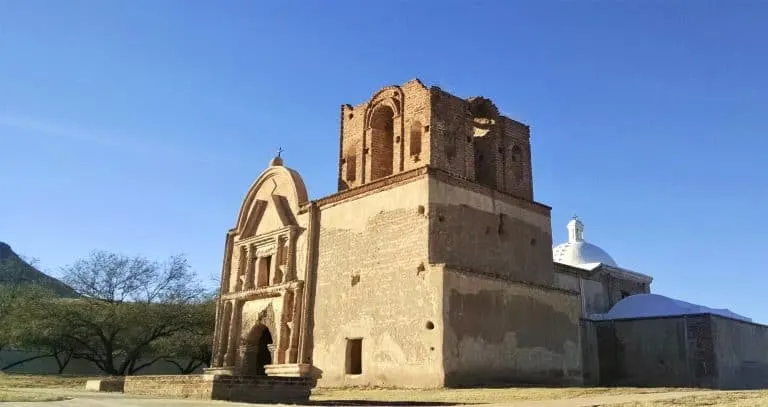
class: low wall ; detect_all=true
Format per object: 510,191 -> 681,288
584,314 -> 768,389
0,349 -> 204,375
124,375 -> 313,403
711,315 -> 768,389
595,316 -> 696,387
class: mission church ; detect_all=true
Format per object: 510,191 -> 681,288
205,79 -> 767,389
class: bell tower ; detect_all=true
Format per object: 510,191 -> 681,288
336,79 -> 534,201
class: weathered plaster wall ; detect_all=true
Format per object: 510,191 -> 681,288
582,279 -> 609,315
442,267 -> 582,386
554,272 -> 579,292
711,315 -> 768,389
604,275 -> 649,309
579,320 -> 600,386
428,175 -> 554,285
594,317 -> 690,387
589,315 -> 723,388
311,176 -> 444,388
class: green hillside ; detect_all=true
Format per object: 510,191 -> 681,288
0,242 -> 79,297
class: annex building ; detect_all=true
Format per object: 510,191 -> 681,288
206,79 -> 768,389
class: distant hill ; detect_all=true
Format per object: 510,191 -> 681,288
0,242 -> 79,297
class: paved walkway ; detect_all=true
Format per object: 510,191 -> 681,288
2,388 -> 715,407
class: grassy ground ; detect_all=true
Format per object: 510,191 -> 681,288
0,373 -> 96,389
0,389 -> 70,402
0,374 -> 92,402
604,390 -> 768,407
311,386 -> 692,404
3,374 -> 767,406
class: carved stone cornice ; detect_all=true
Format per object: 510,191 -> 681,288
221,280 -> 305,302
235,225 -> 303,247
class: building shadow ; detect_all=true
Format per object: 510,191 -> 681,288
302,402 -> 470,406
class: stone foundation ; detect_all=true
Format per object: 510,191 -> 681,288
123,374 -> 313,403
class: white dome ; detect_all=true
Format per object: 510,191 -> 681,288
552,217 -> 618,267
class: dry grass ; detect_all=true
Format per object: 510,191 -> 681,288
311,386 -> 693,404
0,389 -> 70,402
8,374 -> 764,406
0,373 -> 95,389
604,390 -> 768,407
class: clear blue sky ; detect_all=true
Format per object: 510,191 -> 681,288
2,1 -> 766,320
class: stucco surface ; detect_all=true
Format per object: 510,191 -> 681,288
442,267 -> 582,386
312,177 -> 444,387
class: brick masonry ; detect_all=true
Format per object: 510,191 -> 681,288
123,374 -> 313,403
337,79 -> 534,201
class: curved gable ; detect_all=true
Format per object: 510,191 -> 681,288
234,163 -> 308,239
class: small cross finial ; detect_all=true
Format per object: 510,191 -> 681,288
277,147 -> 284,158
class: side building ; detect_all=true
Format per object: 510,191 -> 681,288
550,217 -> 768,390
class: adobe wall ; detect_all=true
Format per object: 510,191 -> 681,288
554,271 -> 580,292
579,320 -> 600,386
442,266 -> 582,386
711,315 -> 768,389
582,279 -> 609,315
553,269 -> 609,316
427,171 -> 554,286
592,317 -> 691,387
587,315 -> 718,388
604,275 -> 649,309
310,173 -> 444,388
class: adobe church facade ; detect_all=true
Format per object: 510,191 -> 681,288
208,79 -> 586,387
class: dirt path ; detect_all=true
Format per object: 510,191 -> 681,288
1,388 -> 720,407
500,390 -> 716,406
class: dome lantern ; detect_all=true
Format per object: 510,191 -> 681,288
567,216 -> 584,243
553,217 -> 618,267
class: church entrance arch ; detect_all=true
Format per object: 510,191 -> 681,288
242,324 -> 273,376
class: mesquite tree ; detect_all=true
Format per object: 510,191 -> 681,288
59,251 -> 206,375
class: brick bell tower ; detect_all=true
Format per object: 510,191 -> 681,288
336,79 -> 534,201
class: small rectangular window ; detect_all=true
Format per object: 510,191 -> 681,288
258,255 -> 272,287
346,338 -> 362,375
346,155 -> 357,182
265,255 -> 272,285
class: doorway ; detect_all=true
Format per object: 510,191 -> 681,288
242,324 -> 273,376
